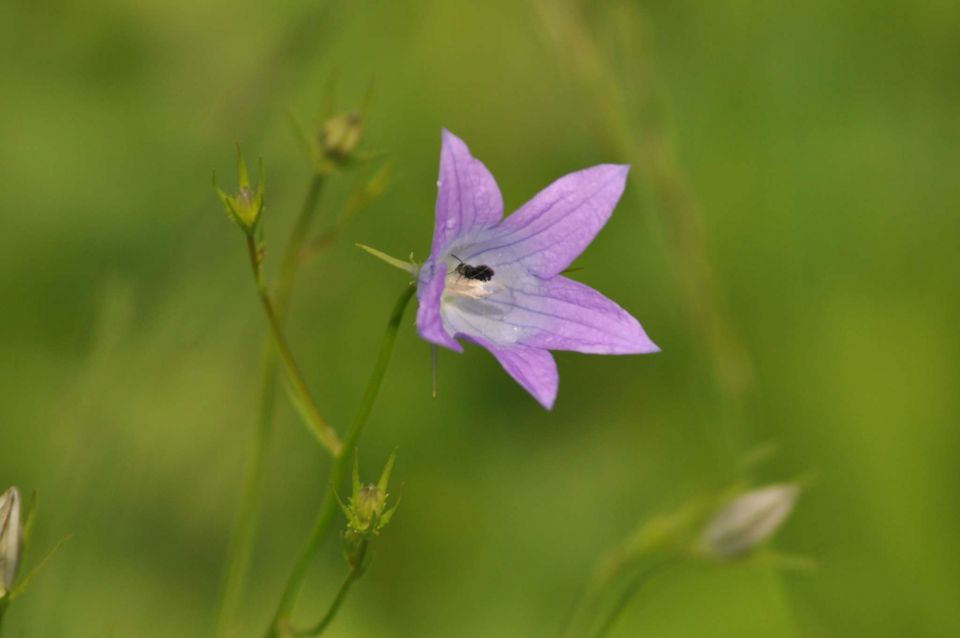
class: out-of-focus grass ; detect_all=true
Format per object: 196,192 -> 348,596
1,0 -> 958,636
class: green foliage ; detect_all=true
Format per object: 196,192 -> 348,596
1,0 -> 959,636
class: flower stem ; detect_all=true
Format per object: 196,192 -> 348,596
563,551 -> 678,638
560,502 -> 701,638
275,173 -> 326,315
266,283 -> 415,637
592,560 -> 676,638
561,547 -> 629,638
295,540 -> 368,636
216,174 -> 327,638
246,232 -> 342,456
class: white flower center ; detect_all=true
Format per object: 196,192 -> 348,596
443,272 -> 498,300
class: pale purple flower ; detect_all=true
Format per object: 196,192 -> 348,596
415,130 -> 659,409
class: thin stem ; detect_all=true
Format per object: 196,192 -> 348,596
216,344 -> 278,638
563,551 -> 678,638
591,559 -> 676,638
266,284 -> 415,637
297,540 -> 368,636
561,548 -> 629,638
276,174 -> 325,315
217,174 -> 329,637
246,233 -> 342,456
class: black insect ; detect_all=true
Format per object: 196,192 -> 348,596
451,254 -> 495,282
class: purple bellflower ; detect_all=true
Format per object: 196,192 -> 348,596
416,130 -> 659,409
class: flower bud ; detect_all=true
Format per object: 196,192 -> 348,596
353,484 -> 387,531
0,487 -> 23,598
214,146 -> 265,232
698,483 -> 798,560
337,450 -> 400,538
320,111 -> 363,162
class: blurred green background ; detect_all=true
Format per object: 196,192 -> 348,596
2,0 -> 959,636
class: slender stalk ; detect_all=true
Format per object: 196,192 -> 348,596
591,559 -> 676,638
216,343 -> 279,638
217,173 -> 330,637
246,234 -> 342,455
561,547 -> 629,638
563,551 -> 677,638
275,174 -> 325,315
561,502 -> 701,638
295,540 -> 368,636
266,284 -> 415,637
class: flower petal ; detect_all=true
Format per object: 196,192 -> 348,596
469,336 -> 558,409
416,260 -> 462,352
516,276 -> 659,354
463,164 -> 629,277
431,129 -> 504,258
441,274 -> 658,355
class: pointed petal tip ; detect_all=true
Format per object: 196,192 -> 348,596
628,334 -> 661,355
415,311 -> 463,353
470,338 -> 558,410
624,326 -> 660,355
419,328 -> 464,353
606,163 -> 631,184
537,392 -> 557,411
440,128 -> 460,144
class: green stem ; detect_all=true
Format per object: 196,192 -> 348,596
296,540 -> 368,636
275,174 -> 325,315
266,283 -> 415,637
217,174 -> 328,638
216,344 -> 278,638
561,547 -> 628,638
591,559 -> 676,638
246,233 -> 342,456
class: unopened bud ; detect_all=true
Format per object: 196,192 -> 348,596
214,146 -> 265,232
337,450 -> 400,538
0,487 -> 23,598
320,111 -> 363,162
698,484 -> 798,559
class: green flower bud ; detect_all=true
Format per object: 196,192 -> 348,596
337,450 -> 401,538
698,484 -> 799,560
0,487 -> 23,598
214,146 -> 265,232
320,111 -> 363,163
353,484 -> 386,532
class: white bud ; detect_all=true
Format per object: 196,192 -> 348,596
0,487 -> 23,597
699,484 -> 798,559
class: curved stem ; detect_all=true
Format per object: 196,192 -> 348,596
591,559 -> 676,638
266,284 -> 415,637
563,552 -> 678,638
561,547 -> 629,638
296,540 -> 368,636
247,233 -> 342,456
217,174 -> 328,638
